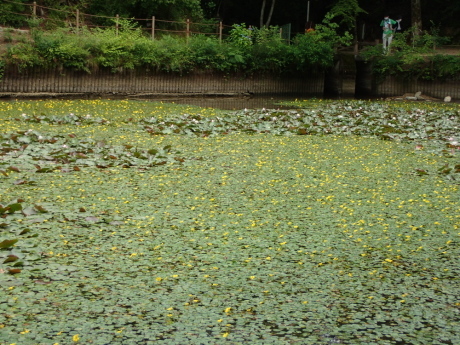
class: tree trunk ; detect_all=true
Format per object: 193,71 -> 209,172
260,0 -> 275,28
260,0 -> 266,28
411,0 -> 422,36
265,0 -> 276,27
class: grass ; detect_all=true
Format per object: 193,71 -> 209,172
0,99 -> 459,344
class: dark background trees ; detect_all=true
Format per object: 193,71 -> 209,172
0,0 -> 459,42
200,0 -> 458,42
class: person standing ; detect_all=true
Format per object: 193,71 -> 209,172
380,15 -> 397,53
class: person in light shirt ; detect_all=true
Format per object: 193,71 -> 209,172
380,15 -> 397,53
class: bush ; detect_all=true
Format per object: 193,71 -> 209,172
32,28 -> 91,71
361,27 -> 458,80
290,33 -> 335,71
5,42 -> 44,70
147,35 -> 194,74
0,17 -> 352,76
189,35 -> 246,73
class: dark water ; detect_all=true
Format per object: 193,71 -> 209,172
129,95 -> 329,110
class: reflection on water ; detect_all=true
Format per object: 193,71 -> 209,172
131,95 -> 314,110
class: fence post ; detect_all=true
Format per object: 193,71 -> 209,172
151,16 -> 155,40
76,9 -> 79,34
219,21 -> 223,43
186,19 -> 190,44
116,14 -> 119,35
33,1 -> 37,18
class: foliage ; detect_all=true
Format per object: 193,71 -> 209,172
83,20 -> 147,72
0,19 -> 347,75
246,26 -> 293,73
290,32 -> 334,70
0,0 -> 28,27
87,0 -> 204,27
361,27 -> 458,80
228,23 -> 254,48
0,99 -> 459,344
328,0 -> 367,33
0,59 -> 4,80
31,28 -> 91,71
311,13 -> 353,50
5,42 -> 44,70
188,35 -> 246,72
226,21 -> 352,74
288,13 -> 353,72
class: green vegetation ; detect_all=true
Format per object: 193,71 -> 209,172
0,18 -> 350,76
361,27 -> 460,81
0,99 -> 459,344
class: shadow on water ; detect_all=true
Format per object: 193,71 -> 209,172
2,93 -> 356,110
131,95 -> 356,111
134,96 -> 305,110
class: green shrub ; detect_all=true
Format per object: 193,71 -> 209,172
425,54 -> 460,80
148,35 -> 194,74
361,27 -> 458,80
248,27 -> 291,74
5,42 -> 44,70
0,17 -> 352,76
290,33 -> 334,71
189,35 -> 246,73
0,1 -> 27,27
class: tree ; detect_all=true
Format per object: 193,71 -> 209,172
88,0 -> 204,23
328,0 -> 365,52
329,1 -> 366,34
259,0 -> 276,28
411,0 -> 422,36
0,0 -> 28,26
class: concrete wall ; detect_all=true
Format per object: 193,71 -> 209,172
354,58 -> 460,99
374,76 -> 460,99
2,64 -> 459,100
0,67 -> 325,96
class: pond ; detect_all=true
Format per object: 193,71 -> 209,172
130,95 -> 312,110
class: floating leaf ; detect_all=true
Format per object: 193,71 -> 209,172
415,169 -> 428,176
3,255 -> 19,263
7,203 -> 23,213
19,228 -> 31,235
34,205 -> 48,213
0,239 -> 18,249
7,268 -> 21,274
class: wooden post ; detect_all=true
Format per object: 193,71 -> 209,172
33,1 -> 37,18
186,19 -> 190,43
151,16 -> 155,40
219,21 -> 223,43
76,9 -> 79,34
116,14 -> 119,35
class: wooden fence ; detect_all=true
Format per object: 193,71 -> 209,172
1,0 -> 232,40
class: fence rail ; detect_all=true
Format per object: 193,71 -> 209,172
0,0 -> 232,40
